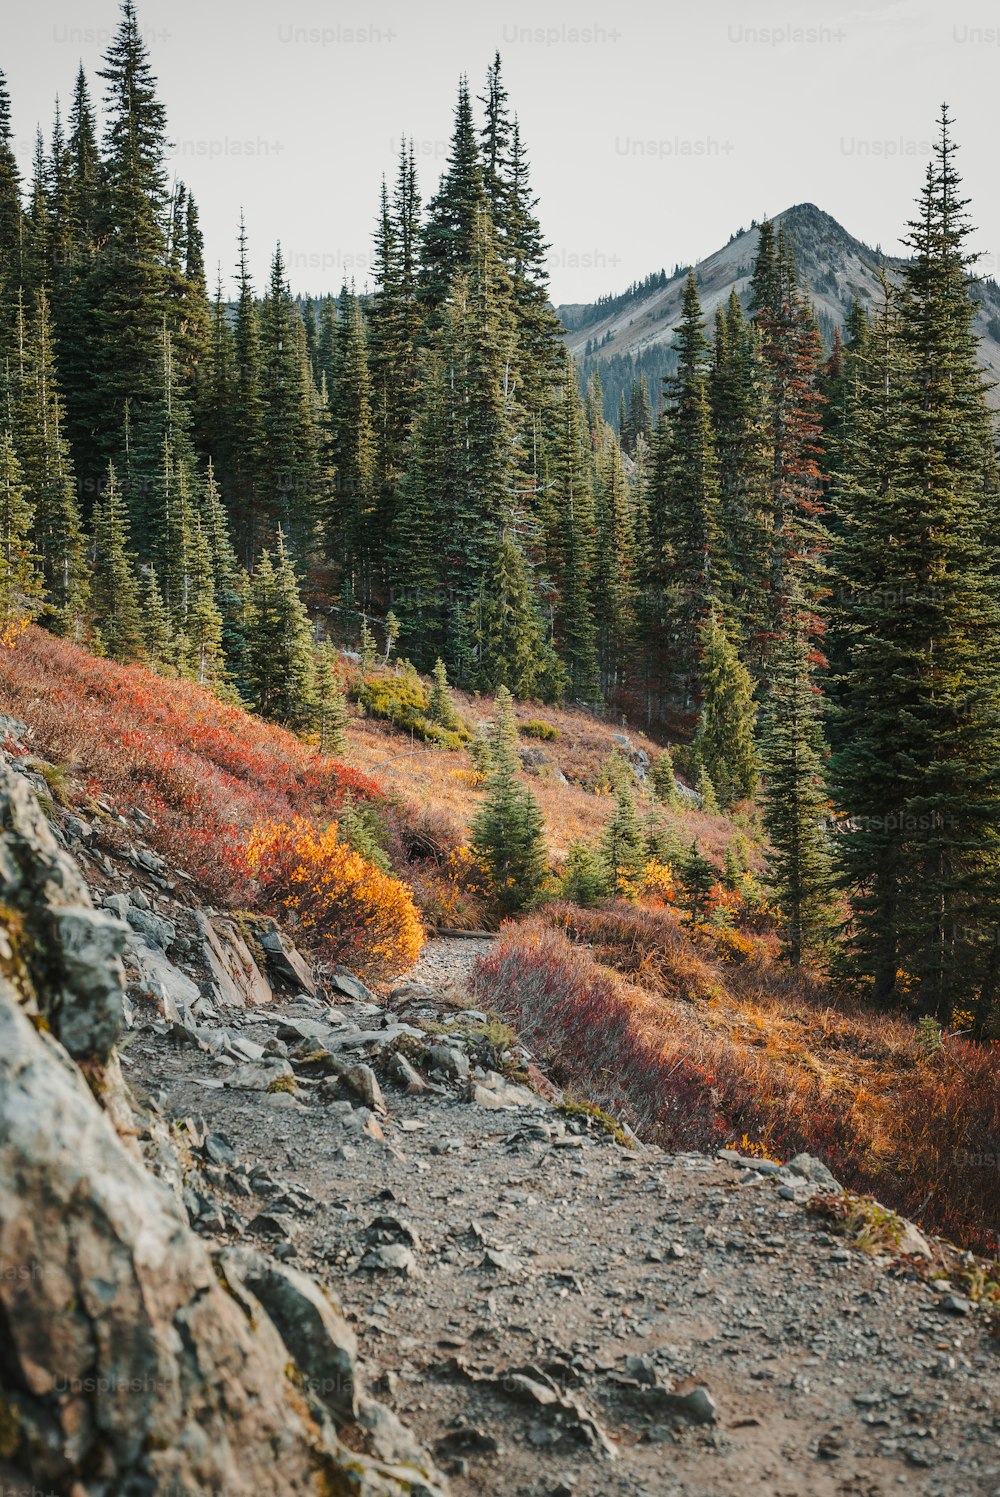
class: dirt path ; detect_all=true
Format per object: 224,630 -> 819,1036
122,951 -> 1000,1497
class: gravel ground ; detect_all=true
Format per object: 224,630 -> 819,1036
122,939 -> 1000,1497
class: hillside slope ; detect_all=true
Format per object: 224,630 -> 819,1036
2,729 -> 998,1496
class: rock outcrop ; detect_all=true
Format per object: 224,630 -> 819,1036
0,759 -> 444,1497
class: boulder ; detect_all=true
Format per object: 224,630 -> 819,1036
0,758 -> 126,1062
197,911 -> 273,1008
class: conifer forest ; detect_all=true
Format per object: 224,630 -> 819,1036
3,2 -> 1000,1037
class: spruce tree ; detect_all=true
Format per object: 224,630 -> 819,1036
650,747 -> 679,807
258,244 -> 325,556
593,427 -> 636,697
761,588 -> 831,966
682,840 -> 717,921
92,2 -> 172,468
182,513 -> 226,688
245,531 -> 316,725
90,463 -> 143,661
599,776 -> 647,898
694,610 -> 759,808
138,565 -> 175,668
832,109 -> 1000,1018
696,765 -> 720,814
419,78 -> 485,315
0,71 -> 25,327
643,271 -> 723,706
0,434 -> 41,641
428,657 -> 460,729
314,641 -> 350,756
8,289 -> 88,636
229,215 -> 264,563
470,685 -> 548,916
547,355 -> 599,700
328,284 -> 378,604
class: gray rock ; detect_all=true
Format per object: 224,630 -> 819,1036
360,1244 -> 417,1275
387,1052 -> 427,1094
468,1072 -> 538,1110
427,1043 -> 470,1080
0,759 -> 126,1061
255,918 -> 318,996
197,912 -> 272,1008
103,890 -> 131,919
343,1062 -> 387,1115
226,1059 -> 295,1092
220,1246 -> 358,1422
786,1152 -> 842,1191
329,965 -> 379,1003
128,935 -> 201,1016
125,904 -> 176,950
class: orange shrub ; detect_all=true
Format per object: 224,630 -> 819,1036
243,817 -> 424,981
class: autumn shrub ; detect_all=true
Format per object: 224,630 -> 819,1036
242,817 -> 424,980
472,911 -> 1000,1255
354,670 -> 470,749
520,718 -> 559,741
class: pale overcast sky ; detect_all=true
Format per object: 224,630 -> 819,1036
5,0 -> 998,304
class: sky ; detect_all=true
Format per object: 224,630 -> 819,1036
5,0 -> 999,305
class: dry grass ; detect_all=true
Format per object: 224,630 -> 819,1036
345,675 -> 740,864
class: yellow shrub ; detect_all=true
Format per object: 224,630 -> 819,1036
243,816 -> 424,980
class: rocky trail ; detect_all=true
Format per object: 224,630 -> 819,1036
1,730 -> 999,1497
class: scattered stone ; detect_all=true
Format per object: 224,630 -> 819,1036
468,1071 -> 538,1110
225,1059 -> 295,1091
786,1152 -> 842,1192
360,1244 -> 417,1276
329,966 -> 378,1003
343,1062 -> 386,1115
387,1051 -> 427,1094
427,1043 -> 470,1080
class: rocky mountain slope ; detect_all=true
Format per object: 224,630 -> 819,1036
560,204 -> 1000,413
1,715 -> 999,1496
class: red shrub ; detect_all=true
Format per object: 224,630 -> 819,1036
472,913 -> 1000,1256
0,628 -> 381,901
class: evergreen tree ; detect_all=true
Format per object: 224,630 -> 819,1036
428,656 -> 460,729
475,526 -> 562,700
709,290 -> 770,649
92,2 -> 172,471
832,110 -> 1000,1018
7,289 -> 88,635
314,641 -> 350,756
245,531 -> 316,725
90,463 -> 143,660
470,686 -> 548,915
694,610 -> 759,808
642,272 -> 722,706
329,284 -> 378,603
53,66 -> 102,488
650,747 -> 679,807
258,244 -> 326,556
696,765 -> 719,814
560,839 -> 608,907
599,776 -> 647,898
0,434 -> 41,641
592,426 -> 635,697
547,355 -> 599,699
419,78 -> 485,314
182,512 -> 226,688
0,71 -> 25,326
138,565 -> 175,667
229,215 -> 264,563
681,840 -> 716,921
761,588 -> 831,966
